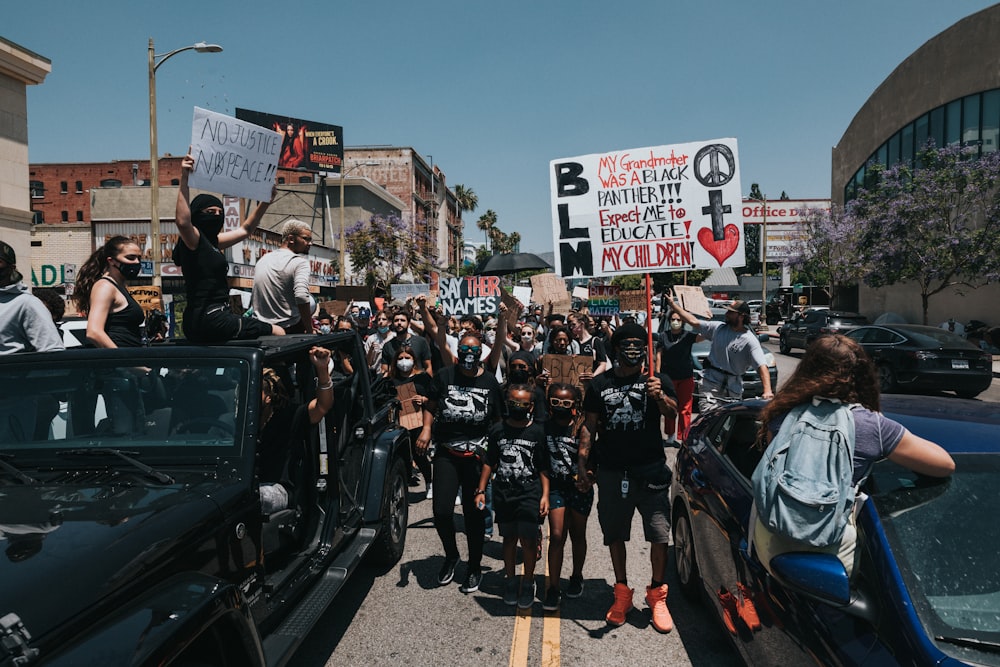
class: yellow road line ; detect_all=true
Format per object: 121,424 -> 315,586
541,526 -> 560,667
507,527 -> 561,667
509,603 -> 533,667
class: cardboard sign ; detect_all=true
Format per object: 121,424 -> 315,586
572,285 -> 589,300
550,137 -> 744,278
391,283 -> 430,301
395,381 -> 423,431
317,300 -> 349,317
672,285 -> 713,318
500,290 -> 523,330
439,276 -> 501,316
127,286 -> 164,314
512,286 -> 532,307
530,273 -> 572,313
588,285 -> 619,316
618,290 -> 646,312
189,107 -> 281,202
541,354 -> 593,390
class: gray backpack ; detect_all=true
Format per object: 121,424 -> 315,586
751,398 -> 858,548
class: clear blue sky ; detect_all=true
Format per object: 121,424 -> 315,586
6,1 -> 997,255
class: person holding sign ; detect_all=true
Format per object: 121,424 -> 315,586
390,344 -> 434,498
668,297 -> 772,409
578,323 -> 677,633
174,151 -> 283,343
73,236 -> 145,348
655,309 -> 703,441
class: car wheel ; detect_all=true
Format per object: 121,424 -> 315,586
778,335 -> 790,355
672,509 -> 701,600
368,456 -> 409,566
878,364 -> 897,393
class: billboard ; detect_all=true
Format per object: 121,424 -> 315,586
550,138 -> 744,278
236,108 -> 344,173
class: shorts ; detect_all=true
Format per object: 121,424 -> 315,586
183,304 -> 274,343
549,481 -> 594,516
494,480 -> 543,537
596,466 -> 671,545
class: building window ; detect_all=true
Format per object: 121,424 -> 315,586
76,211 -> 84,222
30,240 -> 41,247
29,180 -> 44,198
100,179 -> 122,188
963,93 -> 981,150
945,99 -> 962,146
60,211 -> 68,222
60,181 -> 68,194
901,123 -> 914,166
887,131 -> 901,167
930,107 -> 945,149
75,180 -> 83,193
983,90 -> 1000,153
298,175 -> 313,183
170,179 -> 180,186
32,210 -> 44,224
277,177 -> 286,184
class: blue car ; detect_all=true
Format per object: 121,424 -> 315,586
670,394 -> 1000,666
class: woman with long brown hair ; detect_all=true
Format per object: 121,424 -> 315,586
73,236 -> 145,348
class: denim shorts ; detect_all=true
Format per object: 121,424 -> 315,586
548,481 -> 594,516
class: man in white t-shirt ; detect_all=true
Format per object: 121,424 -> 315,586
251,220 -> 314,334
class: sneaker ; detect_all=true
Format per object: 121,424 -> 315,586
517,577 -> 535,609
717,587 -> 738,635
542,587 -> 561,612
484,530 -> 493,541
565,575 -> 584,599
437,556 -> 459,586
605,582 -> 634,626
408,469 -> 421,487
455,492 -> 462,506
736,583 -> 762,631
503,576 -> 519,606
645,584 -> 673,633
425,482 -> 433,500
459,569 -> 483,594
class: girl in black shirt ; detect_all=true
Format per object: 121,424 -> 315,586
73,236 -> 145,348
390,345 -> 434,496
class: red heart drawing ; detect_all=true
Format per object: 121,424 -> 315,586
697,225 -> 740,265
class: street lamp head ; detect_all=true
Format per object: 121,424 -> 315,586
193,42 -> 223,53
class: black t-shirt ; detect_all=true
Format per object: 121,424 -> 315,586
579,335 -> 609,372
381,334 -> 432,369
174,233 -> 230,306
428,366 -> 502,444
582,370 -> 676,469
545,420 -> 580,484
485,421 -> 549,487
657,330 -> 698,380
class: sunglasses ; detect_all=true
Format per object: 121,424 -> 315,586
458,345 -> 481,355
549,397 -> 575,409
507,399 -> 533,410
620,339 -> 645,349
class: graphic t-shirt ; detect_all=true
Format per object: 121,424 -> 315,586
583,371 -> 676,469
428,365 -> 502,449
545,420 -> 581,484
485,421 -> 549,487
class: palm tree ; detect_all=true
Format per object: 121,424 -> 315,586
507,231 -> 521,253
453,184 -> 478,272
477,209 -> 498,251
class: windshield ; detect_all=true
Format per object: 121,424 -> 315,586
0,357 -> 249,459
870,454 -> 1000,663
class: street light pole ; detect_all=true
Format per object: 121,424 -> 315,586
339,161 -> 380,285
148,38 -> 222,287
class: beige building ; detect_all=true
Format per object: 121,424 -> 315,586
0,37 -> 50,266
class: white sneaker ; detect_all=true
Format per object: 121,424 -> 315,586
455,492 -> 462,506
425,483 -> 433,500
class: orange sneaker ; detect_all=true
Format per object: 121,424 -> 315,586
717,587 -> 738,635
736,583 -> 761,631
605,583 -> 634,626
645,584 -> 674,633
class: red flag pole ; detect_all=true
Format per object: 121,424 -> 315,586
645,272 -> 655,378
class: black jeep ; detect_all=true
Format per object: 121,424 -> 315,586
0,333 -> 409,666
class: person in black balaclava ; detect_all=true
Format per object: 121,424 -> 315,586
173,151 -> 284,343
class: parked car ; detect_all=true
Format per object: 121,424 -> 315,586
671,394 -> 1000,666
0,333 -> 410,666
690,337 -> 777,403
845,324 -> 992,398
777,309 -> 869,354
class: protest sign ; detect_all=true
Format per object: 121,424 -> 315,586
395,382 -> 424,431
439,276 -> 501,316
619,290 -> 646,312
500,290 -> 523,330
541,354 -> 593,390
588,285 -> 620,316
318,300 -> 349,317
391,283 -> 430,301
127,286 -> 163,314
572,285 -> 589,300
189,107 -> 281,202
550,138 -> 744,278
512,286 -> 532,307
530,273 -> 572,313
672,285 -> 713,318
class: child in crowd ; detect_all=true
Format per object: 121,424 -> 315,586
475,384 -> 549,609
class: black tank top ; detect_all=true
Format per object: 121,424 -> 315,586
101,276 -> 144,347
173,233 -> 229,306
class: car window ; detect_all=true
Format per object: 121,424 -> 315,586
803,312 -> 822,324
721,416 -> 763,479
867,328 -> 903,344
830,315 -> 868,326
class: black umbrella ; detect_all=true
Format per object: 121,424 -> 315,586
474,252 -> 552,276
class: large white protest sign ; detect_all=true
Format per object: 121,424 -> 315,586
189,107 -> 282,202
550,138 -> 744,278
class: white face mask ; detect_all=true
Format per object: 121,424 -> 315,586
669,320 -> 683,331
396,358 -> 415,373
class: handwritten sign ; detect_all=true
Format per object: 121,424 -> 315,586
439,276 -> 501,316
500,290 -> 523,330
530,273 -> 572,313
618,290 -> 646,312
391,283 -> 430,301
672,285 -> 713,318
317,300 -> 349,317
395,382 -> 423,431
513,286 -> 532,307
541,354 -> 593,390
189,107 -> 281,202
588,285 -> 619,316
550,138 -> 744,278
127,286 -> 163,313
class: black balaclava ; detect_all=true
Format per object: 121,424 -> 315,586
507,351 -> 536,385
0,241 -> 23,287
190,194 -> 225,247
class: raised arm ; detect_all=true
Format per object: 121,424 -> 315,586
175,152 -> 200,251
486,303 -> 508,373
666,291 -> 699,328
307,347 -> 335,423
218,185 -> 275,250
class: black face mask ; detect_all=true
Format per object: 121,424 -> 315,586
550,405 -> 575,421
193,211 -> 225,243
508,369 -> 531,384
506,402 -> 532,421
618,346 -> 645,367
116,261 -> 142,280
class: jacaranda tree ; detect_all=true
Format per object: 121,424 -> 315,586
345,214 -> 437,293
788,203 -> 866,308
849,144 -> 1000,324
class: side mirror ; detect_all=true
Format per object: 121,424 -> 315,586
768,552 -> 850,606
757,333 -> 770,343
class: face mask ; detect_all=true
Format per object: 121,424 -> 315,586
506,401 -> 532,421
618,342 -> 645,367
116,261 -> 142,279
459,352 -> 479,371
378,325 -> 390,335
396,358 -> 415,373
193,211 -> 225,241
550,405 -> 575,421
669,320 -> 683,331
508,369 -> 530,384
319,325 -> 332,334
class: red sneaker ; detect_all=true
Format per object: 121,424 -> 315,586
605,583 -> 634,626
736,583 -> 761,632
645,584 -> 674,633
717,587 -> 738,635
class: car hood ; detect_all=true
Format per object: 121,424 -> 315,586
0,480 -> 229,647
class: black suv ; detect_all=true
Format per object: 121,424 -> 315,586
0,333 -> 409,667
777,309 -> 869,354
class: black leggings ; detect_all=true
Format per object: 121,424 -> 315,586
432,451 -> 485,570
